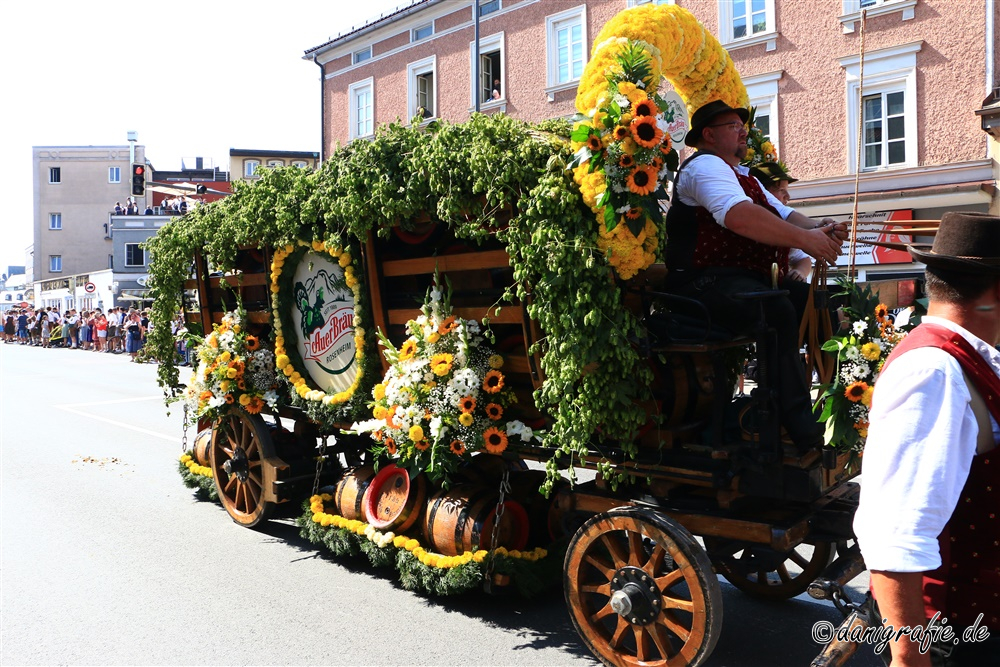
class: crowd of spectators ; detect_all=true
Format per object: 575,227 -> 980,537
3,306 -> 152,361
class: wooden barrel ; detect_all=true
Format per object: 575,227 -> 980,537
457,453 -> 528,486
506,469 -> 564,546
422,484 -> 530,556
334,464 -> 377,521
362,464 -> 427,531
652,351 -> 715,429
192,429 -> 213,466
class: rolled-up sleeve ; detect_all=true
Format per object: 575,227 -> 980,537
853,350 -> 979,572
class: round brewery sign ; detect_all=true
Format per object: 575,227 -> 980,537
289,251 -> 359,394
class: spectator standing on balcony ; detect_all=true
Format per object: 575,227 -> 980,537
144,204 -> 153,215
114,201 -> 123,215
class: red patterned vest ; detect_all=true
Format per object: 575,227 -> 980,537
878,323 -> 1000,626
664,152 -> 790,282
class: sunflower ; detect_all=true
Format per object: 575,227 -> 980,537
488,355 -> 504,369
861,342 -> 881,361
633,99 -> 656,117
430,353 -> 454,377
625,207 -> 642,220
373,430 -> 384,442
874,303 -> 889,323
225,394 -> 234,404
586,134 -> 603,152
485,403 -> 503,421
459,396 -> 477,413
619,154 -> 635,169
237,380 -> 246,390
449,440 -> 466,456
483,370 -> 505,394
483,427 -> 508,454
861,386 -> 875,407
613,126 -> 630,141
844,381 -> 869,403
630,115 -> 662,149
660,135 -> 673,152
244,335 -> 259,351
438,316 -> 458,335
385,438 -> 397,455
399,338 -> 418,361
414,440 -> 430,452
626,165 -> 659,196
246,396 -> 264,414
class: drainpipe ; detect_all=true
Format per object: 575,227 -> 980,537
474,1 -> 481,113
311,53 -> 326,161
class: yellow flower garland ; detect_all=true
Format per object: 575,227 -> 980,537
179,453 -> 213,478
308,494 -> 548,569
270,240 -> 366,407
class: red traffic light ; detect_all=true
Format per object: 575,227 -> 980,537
134,165 -> 145,176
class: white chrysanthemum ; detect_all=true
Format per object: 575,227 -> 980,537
852,320 -> 868,337
844,345 -> 861,362
613,93 -> 630,109
208,395 -> 227,408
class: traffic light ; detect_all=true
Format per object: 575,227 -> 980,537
131,163 -> 146,196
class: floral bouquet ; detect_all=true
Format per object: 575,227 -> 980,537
817,278 -> 912,454
570,40 -> 678,280
183,309 -> 280,424
741,106 -> 780,169
350,280 -> 535,486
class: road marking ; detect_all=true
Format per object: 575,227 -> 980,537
57,395 -> 163,408
55,398 -> 178,443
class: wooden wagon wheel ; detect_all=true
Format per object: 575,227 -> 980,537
703,537 -> 834,600
210,409 -> 276,528
564,507 -> 723,667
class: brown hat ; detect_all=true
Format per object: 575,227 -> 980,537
908,211 -> 1000,275
684,100 -> 750,147
749,161 -> 797,185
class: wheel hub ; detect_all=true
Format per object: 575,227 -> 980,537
222,447 -> 250,482
610,566 -> 660,625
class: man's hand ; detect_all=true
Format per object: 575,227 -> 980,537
818,218 -> 849,242
800,226 -> 844,265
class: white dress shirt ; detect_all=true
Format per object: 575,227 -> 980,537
853,316 -> 1000,572
676,153 -> 794,227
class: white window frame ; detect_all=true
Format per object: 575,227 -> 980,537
718,0 -> 777,52
266,160 -> 284,168
49,167 -> 61,184
125,243 -> 145,268
743,70 -> 783,156
478,0 -> 501,18
470,32 -> 506,109
627,0 -> 675,6
109,166 -> 121,183
407,56 -> 437,122
291,161 -> 309,168
840,41 -> 921,174
49,255 -> 62,272
353,46 -> 372,65
860,89 -> 909,172
840,0 -> 916,33
545,5 -> 587,97
244,160 -> 260,178
49,213 -> 62,230
411,22 -> 434,42
349,77 -> 375,140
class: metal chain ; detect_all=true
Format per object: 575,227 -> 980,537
312,434 -> 328,497
181,404 -> 189,453
484,465 -> 511,585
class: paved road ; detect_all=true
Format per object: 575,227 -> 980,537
1,343 -> 881,666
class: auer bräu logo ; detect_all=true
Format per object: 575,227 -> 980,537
294,268 -> 356,376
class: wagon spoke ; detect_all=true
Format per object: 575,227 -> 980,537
600,533 -> 629,570
757,570 -> 769,585
634,625 -> 651,662
777,564 -> 791,583
645,543 -> 667,577
789,549 -> 810,569
655,568 -> 684,592
627,530 -> 645,567
246,479 -> 260,508
584,552 -> 615,581
656,609 -> 691,643
591,602 -> 617,624
581,583 -> 611,597
662,594 -> 694,612
608,616 -> 629,649
650,623 -> 675,659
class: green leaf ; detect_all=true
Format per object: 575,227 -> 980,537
570,125 -> 592,142
821,338 -> 844,352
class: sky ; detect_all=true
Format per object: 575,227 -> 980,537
0,0 -> 409,274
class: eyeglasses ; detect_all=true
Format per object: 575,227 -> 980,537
707,121 -> 746,132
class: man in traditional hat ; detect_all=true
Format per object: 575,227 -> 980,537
664,100 -> 847,451
854,211 -> 1000,665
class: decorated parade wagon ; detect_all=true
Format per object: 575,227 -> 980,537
150,5 -> 891,666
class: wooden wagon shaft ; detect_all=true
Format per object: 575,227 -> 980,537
851,219 -> 940,227
844,238 -> 910,251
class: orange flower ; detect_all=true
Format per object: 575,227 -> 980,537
624,208 -> 642,221
659,136 -> 673,155
485,403 -> 503,421
626,165 -> 659,196
874,303 -> 889,323
459,396 -> 477,413
199,390 -> 213,402
414,440 -> 430,452
237,380 -> 246,390
373,430 -> 384,442
844,381 -> 869,403
613,126 -> 630,141
430,353 -> 454,377
245,396 -> 264,414
619,154 -> 634,169
483,427 -> 508,454
245,335 -> 259,351
449,440 -> 466,456
630,115 -> 662,149
399,339 -> 417,361
385,405 -> 400,429
633,99 -> 656,117
385,438 -> 397,455
586,134 -> 602,152
438,316 -> 458,335
225,394 -> 234,404
483,370 -> 505,394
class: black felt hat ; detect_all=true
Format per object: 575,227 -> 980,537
749,161 -> 798,185
908,211 -> 1000,275
684,100 -> 750,147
